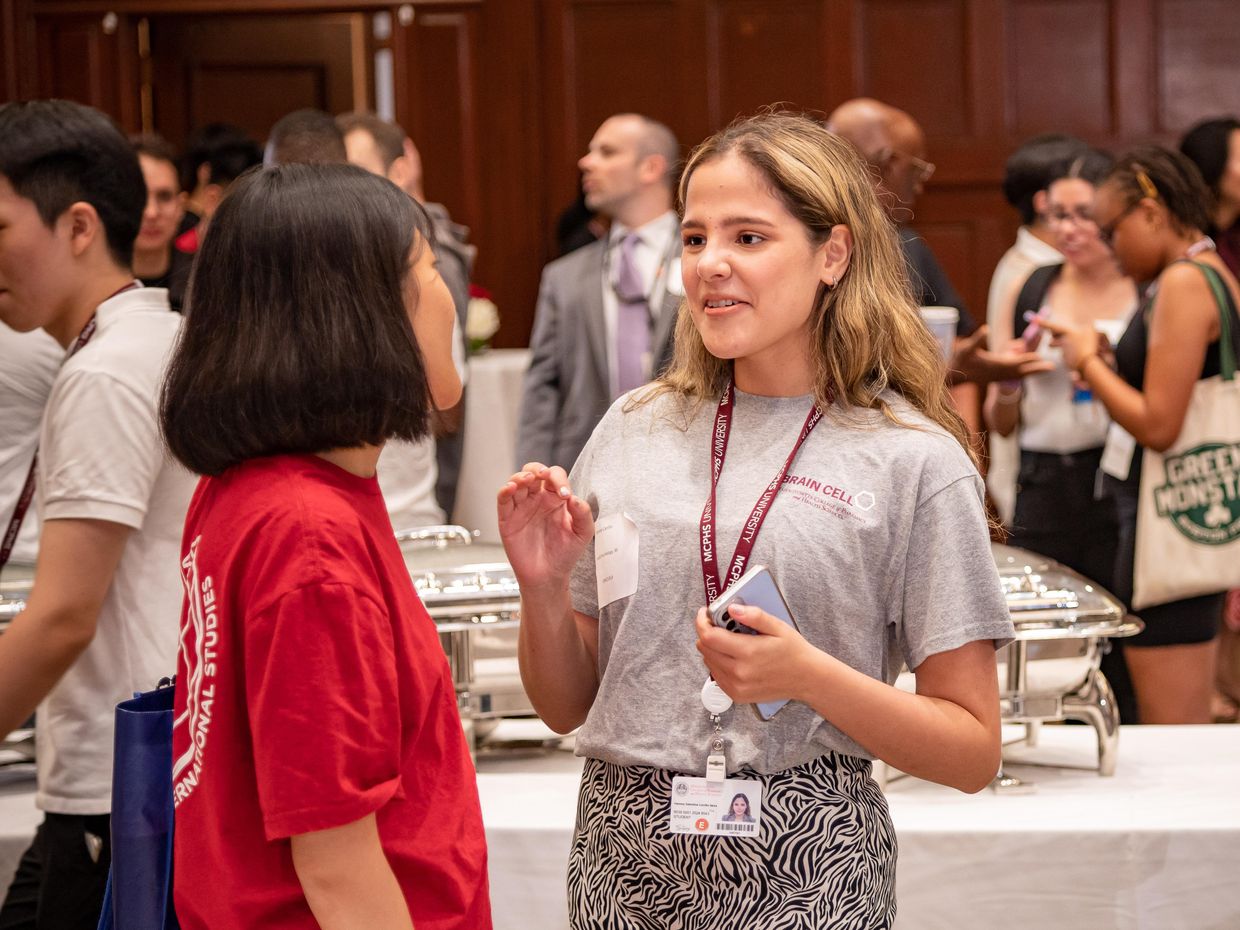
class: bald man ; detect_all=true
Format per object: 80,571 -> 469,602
827,98 -> 974,331
827,99 -> 1049,387
516,113 -> 682,471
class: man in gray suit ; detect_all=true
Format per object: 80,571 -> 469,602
517,113 -> 681,471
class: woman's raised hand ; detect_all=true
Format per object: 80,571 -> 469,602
498,463 -> 595,592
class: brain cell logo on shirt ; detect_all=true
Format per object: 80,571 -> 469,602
1153,442 -> 1240,545
172,537 -> 221,806
781,473 -> 877,521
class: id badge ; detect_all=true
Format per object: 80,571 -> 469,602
1100,422 -> 1136,481
669,776 -> 763,837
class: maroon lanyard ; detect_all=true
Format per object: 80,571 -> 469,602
698,381 -> 823,605
0,284 -> 136,569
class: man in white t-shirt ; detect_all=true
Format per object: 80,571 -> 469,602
339,111 -> 476,519
0,100 -> 196,929
985,134 -> 1086,524
270,108 -> 467,531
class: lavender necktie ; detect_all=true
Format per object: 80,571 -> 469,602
614,232 -> 650,396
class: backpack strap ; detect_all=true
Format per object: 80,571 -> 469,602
1012,263 -> 1063,339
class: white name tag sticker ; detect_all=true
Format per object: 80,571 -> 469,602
1101,423 -> 1136,481
594,512 -> 639,609
669,776 -> 762,838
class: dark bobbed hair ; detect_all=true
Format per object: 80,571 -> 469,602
1105,145 -> 1213,236
1049,148 -> 1114,189
268,108 -> 347,165
336,111 -> 406,168
160,164 -> 435,476
1002,133 -> 1090,224
0,99 -> 145,268
1179,117 -> 1240,201
180,123 -> 262,191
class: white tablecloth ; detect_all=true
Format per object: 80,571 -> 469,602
5,725 -> 1238,928
451,348 -> 530,543
474,724 -> 1240,930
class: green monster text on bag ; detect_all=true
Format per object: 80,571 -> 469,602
1153,441 -> 1240,545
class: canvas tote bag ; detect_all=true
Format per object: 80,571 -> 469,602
1132,262 -> 1240,610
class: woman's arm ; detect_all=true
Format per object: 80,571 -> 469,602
982,338 -> 1029,437
499,465 -> 599,733
695,608 -> 1000,792
290,813 -> 414,930
1043,264 -> 1218,451
981,273 -> 1038,436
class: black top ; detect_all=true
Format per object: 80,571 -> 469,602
139,248 -> 194,313
899,227 -> 976,335
1113,261 -> 1237,487
1012,263 -> 1063,339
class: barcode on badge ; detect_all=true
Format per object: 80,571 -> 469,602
717,822 -> 755,832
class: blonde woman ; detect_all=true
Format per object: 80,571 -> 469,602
499,112 -> 1013,928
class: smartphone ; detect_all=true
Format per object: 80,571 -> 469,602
707,565 -> 799,719
1021,310 -> 1045,352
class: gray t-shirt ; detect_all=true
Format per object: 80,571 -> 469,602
569,386 -> 1014,774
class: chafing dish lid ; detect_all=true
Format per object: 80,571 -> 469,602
992,543 -> 1126,625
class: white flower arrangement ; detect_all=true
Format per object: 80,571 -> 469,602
466,293 -> 500,354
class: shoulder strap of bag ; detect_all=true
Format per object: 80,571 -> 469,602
1189,261 -> 1238,382
1012,263 -> 1062,339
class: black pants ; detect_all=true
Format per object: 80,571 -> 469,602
1010,448 -> 1138,722
1010,448 -> 1118,592
0,813 -> 111,930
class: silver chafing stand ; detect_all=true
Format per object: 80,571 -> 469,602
0,563 -> 36,766
395,526 -> 529,746
992,544 -> 1143,787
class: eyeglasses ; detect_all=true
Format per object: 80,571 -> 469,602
899,151 -> 935,183
1048,209 -> 1098,230
1097,203 -> 1139,248
881,148 -> 935,184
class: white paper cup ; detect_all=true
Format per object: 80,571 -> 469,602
919,306 -> 958,363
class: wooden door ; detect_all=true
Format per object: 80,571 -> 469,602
147,12 -> 372,151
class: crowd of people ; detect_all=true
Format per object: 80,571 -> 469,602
0,91 -> 1236,929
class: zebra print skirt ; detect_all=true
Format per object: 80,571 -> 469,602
567,752 -> 897,929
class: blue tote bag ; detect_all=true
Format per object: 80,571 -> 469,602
97,677 -> 180,930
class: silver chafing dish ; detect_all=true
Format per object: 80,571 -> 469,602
1,531 -> 531,752
993,543 -> 1142,783
0,562 -> 33,634
396,526 -> 530,741
0,563 -> 36,766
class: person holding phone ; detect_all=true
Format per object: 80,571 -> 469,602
161,163 -> 489,930
984,151 -> 1137,592
499,112 -> 1012,927
1041,147 -> 1240,725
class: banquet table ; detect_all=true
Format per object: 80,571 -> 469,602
451,348 -> 530,543
475,723 -> 1240,930
3,724 -> 1237,928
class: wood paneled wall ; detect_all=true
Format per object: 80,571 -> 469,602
5,0 -> 1240,347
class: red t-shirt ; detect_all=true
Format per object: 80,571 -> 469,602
171,454 -> 491,929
